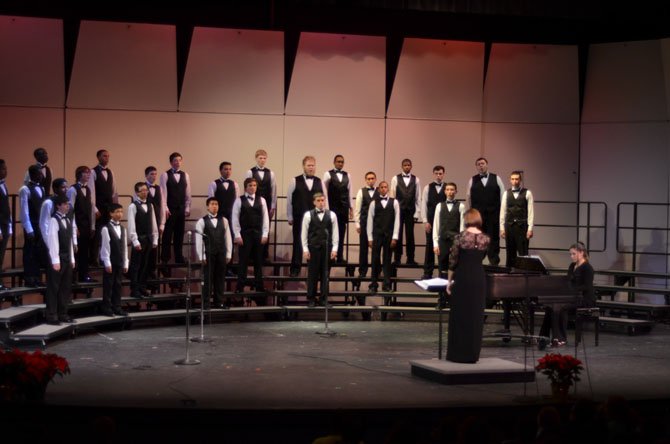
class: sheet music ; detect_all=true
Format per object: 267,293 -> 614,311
414,277 -> 452,290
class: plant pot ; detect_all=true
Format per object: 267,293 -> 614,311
22,383 -> 47,401
551,382 -> 571,401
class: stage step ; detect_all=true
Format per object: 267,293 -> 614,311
599,316 -> 654,335
596,300 -> 670,319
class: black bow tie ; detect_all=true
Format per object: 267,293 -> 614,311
316,210 -> 324,214
380,197 -> 388,201
99,167 -> 107,171
480,174 -> 488,179
368,187 -> 374,191
246,195 -> 254,200
402,174 -> 410,178
257,167 -> 265,171
209,215 -> 217,219
512,188 -> 520,192
305,175 -> 314,180
334,170 -> 341,173
111,221 -> 120,226
173,170 -> 181,174
447,200 -> 455,204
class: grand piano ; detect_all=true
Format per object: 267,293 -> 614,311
485,257 -> 580,341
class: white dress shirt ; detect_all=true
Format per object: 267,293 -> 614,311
367,197 -> 401,241
88,165 -> 119,214
100,222 -> 129,269
194,213 -> 233,261
465,174 -> 506,209
322,170 -> 352,209
18,183 -> 43,235
286,175 -> 328,223
159,169 -> 192,216
301,209 -> 339,253
499,189 -> 535,232
245,166 -> 277,212
389,174 -> 421,219
421,182 -> 444,224
231,194 -> 270,240
207,177 -> 240,200
354,187 -> 377,230
127,199 -> 159,248
0,180 -> 12,236
432,201 -> 466,245
46,213 -> 76,266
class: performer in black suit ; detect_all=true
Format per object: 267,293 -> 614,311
420,165 -> 447,279
245,149 -> 276,261
67,166 -> 95,282
232,178 -> 269,298
322,154 -> 352,263
89,149 -> 118,265
367,181 -> 400,293
287,156 -> 324,277
160,152 -> 191,265
0,160 -> 12,286
196,198 -> 232,309
128,182 -> 158,299
390,158 -> 420,265
432,182 -> 465,278
99,203 -> 128,317
144,166 -> 163,284
19,165 -> 47,287
354,171 -> 378,279
24,147 -> 52,195
301,192 -> 338,307
467,157 -> 505,266
500,171 -> 535,268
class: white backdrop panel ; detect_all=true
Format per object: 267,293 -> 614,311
0,16 -> 64,107
67,21 -> 177,111
0,107 -> 64,192
387,39 -> 484,121
582,40 -> 667,123
179,28 -> 284,114
286,33 -> 385,118
484,44 -> 579,124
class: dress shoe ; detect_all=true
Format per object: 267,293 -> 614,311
234,287 -> 244,294
308,300 -> 316,308
131,293 -> 146,299
361,312 -> 372,321
29,280 -> 45,288
406,260 -> 419,266
175,256 -> 187,265
420,274 -> 432,280
113,308 -> 128,317
59,316 -> 74,324
140,288 -> 151,296
382,285 -> 393,292
46,318 -> 60,325
289,269 -> 300,277
368,286 -> 378,295
0,284 -> 9,291
79,276 -> 97,283
101,309 -> 115,317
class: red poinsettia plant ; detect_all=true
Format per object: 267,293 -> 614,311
535,353 -> 583,387
0,348 -> 70,401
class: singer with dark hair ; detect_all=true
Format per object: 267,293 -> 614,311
196,198 -> 232,309
301,192 -> 338,307
99,203 -> 128,317
67,166 -> 95,283
367,181 -> 400,294
24,147 -> 52,193
19,165 -> 47,287
160,152 -> 191,265
128,182 -> 158,299
322,154 -> 351,264
420,165 -> 447,279
89,149 -> 118,266
0,160 -> 12,285
500,171 -> 534,267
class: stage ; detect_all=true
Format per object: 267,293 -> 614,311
4,318 -> 670,442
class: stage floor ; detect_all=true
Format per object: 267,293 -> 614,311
42,318 -> 670,410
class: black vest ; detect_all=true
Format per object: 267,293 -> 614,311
27,183 -> 46,232
146,184 -> 162,226
131,200 -> 153,241
165,169 -> 187,211
107,222 -> 125,267
251,167 -> 273,206
73,183 -> 92,229
55,214 -> 73,263
292,175 -> 323,219
0,182 -> 9,227
470,173 -> 501,212
426,183 -> 447,223
239,195 -> 263,232
438,202 -> 461,240
202,216 -> 228,256
93,165 -> 114,212
505,189 -> 529,223
372,197 -> 395,237
359,187 -> 378,226
327,170 -> 350,210
395,174 -> 417,211
214,178 -> 236,219
308,209 -> 332,249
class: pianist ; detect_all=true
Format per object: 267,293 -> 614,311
540,242 -> 595,346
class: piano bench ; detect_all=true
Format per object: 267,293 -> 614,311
575,307 -> 601,347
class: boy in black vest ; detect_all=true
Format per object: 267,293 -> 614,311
432,183 -> 465,278
367,181 -> 400,293
287,156 -> 323,277
0,160 -> 12,286
322,155 -> 352,264
24,147 -> 52,194
420,165 -> 447,279
467,157 -> 505,266
144,166 -> 163,284
90,149 -> 118,265
232,178 -> 269,296
67,166 -> 95,282
196,198 -> 232,309
208,161 -> 239,229
246,149 -> 276,261
160,152 -> 192,265
301,192 -> 338,307
128,182 -> 158,299
45,194 -> 76,324
390,158 -> 421,266
19,165 -> 47,287
99,203 -> 128,317
39,178 -> 72,253
354,171 -> 378,279
500,171 -> 535,267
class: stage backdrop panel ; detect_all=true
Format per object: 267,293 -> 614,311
662,39 -> 670,117
179,28 -> 284,114
582,40 -> 667,123
481,123 -> 580,267
0,107 -> 65,192
0,16 -> 64,107
387,39 -> 484,121
67,21 -> 177,111
484,43 -> 579,124
286,32 -> 385,118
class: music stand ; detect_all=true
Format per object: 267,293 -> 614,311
415,278 -> 449,359
514,255 -> 548,274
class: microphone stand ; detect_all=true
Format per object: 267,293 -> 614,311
191,229 -> 213,343
317,225 -> 336,336
175,231 -> 200,365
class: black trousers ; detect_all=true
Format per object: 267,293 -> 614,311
162,209 -> 185,263
0,222 -> 9,270
103,264 -> 123,311
76,224 -> 92,280
307,246 -> 331,300
480,208 -> 500,266
333,208 -> 348,262
290,216 -> 303,273
237,230 -> 264,295
539,303 -> 571,342
437,237 -> 455,277
423,231 -> 436,276
202,250 -> 227,306
371,234 -> 392,289
358,222 -> 370,277
395,208 -> 415,263
23,229 -> 45,283
504,222 -> 529,268
46,261 -> 72,321
129,237 -> 152,296
91,210 -> 111,265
